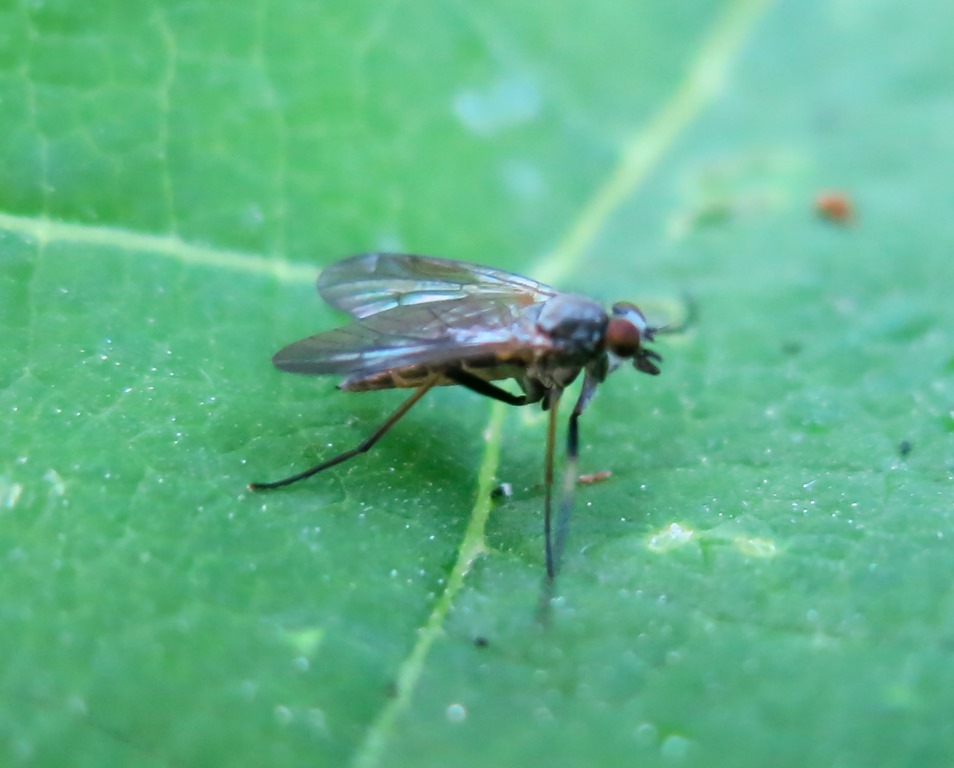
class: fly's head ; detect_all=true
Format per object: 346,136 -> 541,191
606,302 -> 662,376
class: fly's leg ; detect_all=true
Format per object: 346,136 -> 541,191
543,388 -> 562,581
448,370 -> 577,586
532,387 -> 563,626
552,370 -> 601,578
443,368 -> 531,406
537,372 -> 602,622
446,369 -> 570,591
445,370 -> 562,576
249,379 -> 436,491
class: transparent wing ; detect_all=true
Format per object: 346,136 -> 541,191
317,253 -> 558,320
272,297 -> 544,377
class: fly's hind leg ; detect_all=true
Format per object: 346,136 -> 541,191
249,379 -> 436,491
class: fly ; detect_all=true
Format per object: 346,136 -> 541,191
250,253 -> 665,585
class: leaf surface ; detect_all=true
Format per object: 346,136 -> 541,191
2,1 -> 953,766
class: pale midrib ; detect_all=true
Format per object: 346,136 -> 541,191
0,211 -> 316,284
350,2 -> 771,767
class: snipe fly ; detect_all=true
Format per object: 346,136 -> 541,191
251,253 -> 664,584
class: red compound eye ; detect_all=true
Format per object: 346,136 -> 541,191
605,317 -> 640,357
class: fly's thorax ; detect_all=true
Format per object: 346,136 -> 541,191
535,293 -> 609,361
523,364 -> 584,391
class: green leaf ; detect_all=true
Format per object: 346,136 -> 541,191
3,1 -> 953,766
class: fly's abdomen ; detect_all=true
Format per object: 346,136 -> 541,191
340,366 -> 449,391
340,356 -> 528,392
